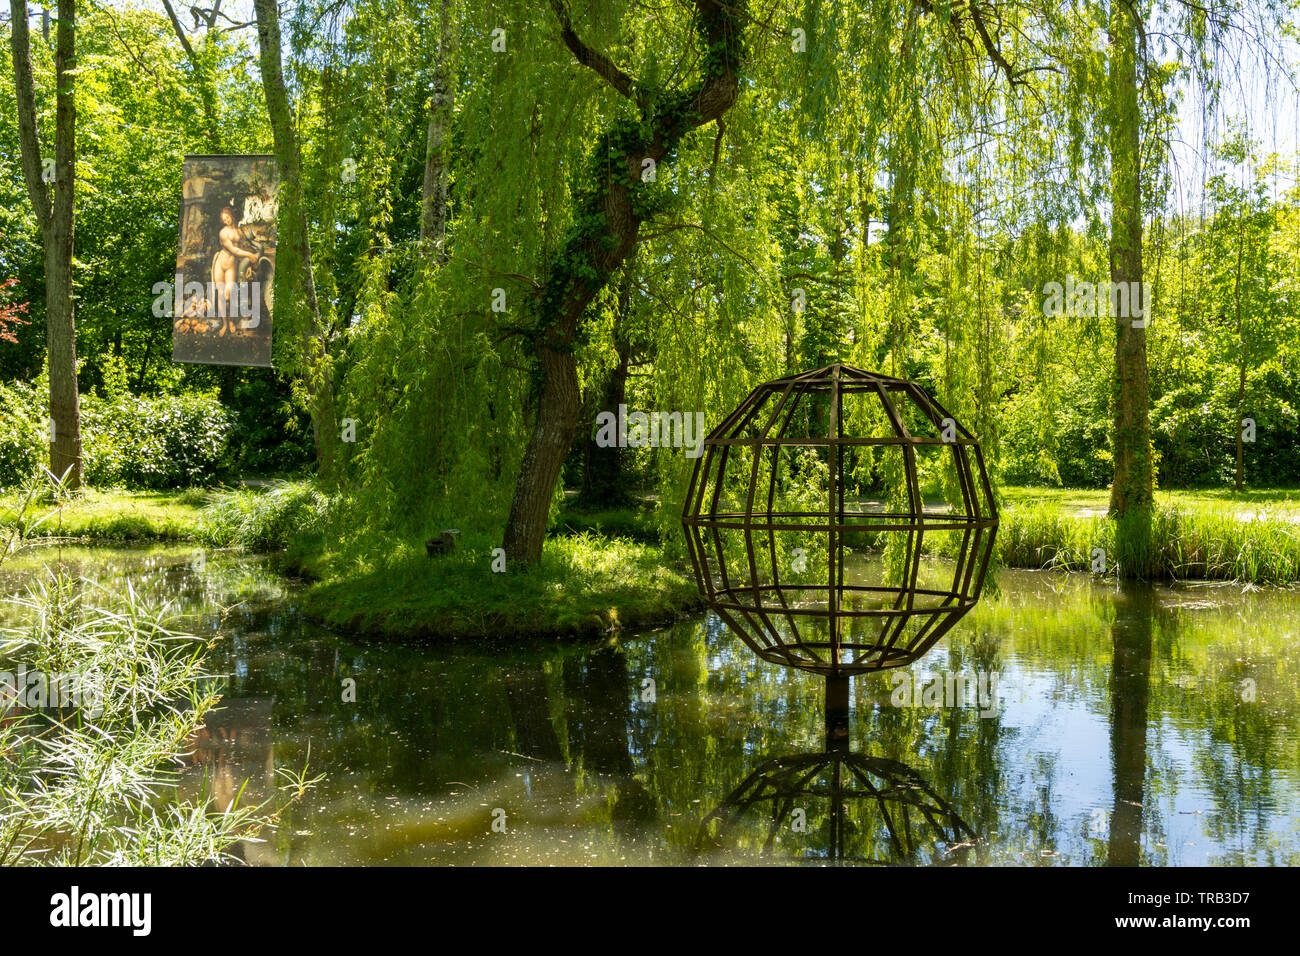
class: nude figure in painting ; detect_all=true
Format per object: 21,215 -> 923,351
211,205 -> 261,336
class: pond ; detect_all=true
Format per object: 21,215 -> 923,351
3,544 -> 1298,866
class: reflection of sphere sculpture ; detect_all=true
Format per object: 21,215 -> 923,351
682,364 -> 997,676
696,751 -> 976,865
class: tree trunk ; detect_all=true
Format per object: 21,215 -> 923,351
1232,213 -> 1246,491
9,0 -> 83,489
579,254 -> 637,508
252,0 -> 338,483
1106,1 -> 1152,573
420,0 -> 452,262
503,344 -> 583,562
502,0 -> 743,564
580,342 -> 632,507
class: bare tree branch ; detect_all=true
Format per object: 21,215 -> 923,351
161,0 -> 198,60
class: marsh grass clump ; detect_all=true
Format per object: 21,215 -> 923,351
200,480 -> 335,553
997,502 -> 1300,585
0,571 -> 312,865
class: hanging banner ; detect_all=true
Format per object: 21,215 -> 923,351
170,154 -> 278,368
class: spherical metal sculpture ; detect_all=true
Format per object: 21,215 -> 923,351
681,363 -> 997,676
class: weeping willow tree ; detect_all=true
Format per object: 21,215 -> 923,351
230,0 -> 1297,579
285,0 -> 629,539
491,0 -> 749,564
1098,0 -> 1295,573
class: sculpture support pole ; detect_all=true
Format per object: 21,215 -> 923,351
825,675 -> 850,749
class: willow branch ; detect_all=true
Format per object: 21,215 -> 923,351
548,0 -> 644,105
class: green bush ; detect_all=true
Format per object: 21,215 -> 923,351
81,391 -> 233,489
1,384 -> 236,489
0,380 -> 45,487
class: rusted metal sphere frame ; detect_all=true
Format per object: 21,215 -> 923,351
682,364 -> 998,677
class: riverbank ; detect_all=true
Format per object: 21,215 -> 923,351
999,497 -> 1300,583
295,534 -> 702,640
5,483 -> 1299,640
0,487 -> 211,542
1,485 -> 699,640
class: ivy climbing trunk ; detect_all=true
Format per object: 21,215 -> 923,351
1232,211 -> 1246,491
1106,0 -> 1153,576
9,0 -> 83,489
579,253 -> 637,508
501,0 -> 744,565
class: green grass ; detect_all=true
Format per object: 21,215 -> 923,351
0,487 -> 212,543
1001,485 -> 1300,516
296,530 -> 701,640
550,503 -> 662,542
998,500 -> 1300,584
0,482 -> 328,552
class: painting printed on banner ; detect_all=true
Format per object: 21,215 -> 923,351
170,154 -> 278,367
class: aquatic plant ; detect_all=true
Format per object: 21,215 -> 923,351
0,570 -> 314,865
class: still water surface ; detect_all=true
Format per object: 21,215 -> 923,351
3,545 -> 1297,865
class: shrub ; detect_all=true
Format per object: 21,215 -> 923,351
201,480 -> 334,551
0,380 -> 46,487
1,384 -> 234,489
81,390 -> 233,489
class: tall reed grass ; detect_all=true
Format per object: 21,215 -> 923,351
0,571 -> 313,865
997,502 -> 1300,584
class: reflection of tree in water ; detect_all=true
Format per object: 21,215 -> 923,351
559,647 -> 659,844
563,647 -> 632,776
493,648 -> 658,853
179,696 -> 279,864
698,747 -> 975,865
504,662 -> 564,763
1108,583 -> 1153,866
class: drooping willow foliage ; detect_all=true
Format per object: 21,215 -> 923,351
251,0 -> 1298,551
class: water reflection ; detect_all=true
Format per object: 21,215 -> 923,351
178,696 -> 280,865
697,704 -> 976,864
1108,585 -> 1153,867
3,546 -> 1299,866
